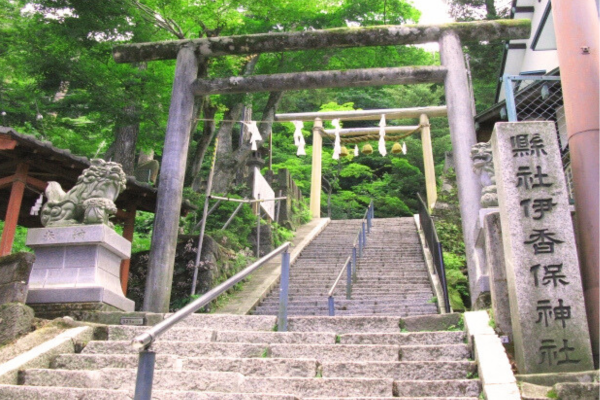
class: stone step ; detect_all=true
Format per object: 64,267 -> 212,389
253,309 -> 436,317
258,297 -> 434,307
253,305 -> 438,315
287,316 -> 401,333
82,340 -> 469,362
393,379 -> 481,398
108,326 -> 336,344
21,369 -> 245,392
281,288 -> 433,295
321,360 -> 476,380
82,341 -> 268,358
339,331 -> 466,345
270,293 -> 434,302
166,314 -> 276,330
0,385 -> 300,400
21,369 -> 398,397
240,376 -> 394,398
52,355 -> 319,377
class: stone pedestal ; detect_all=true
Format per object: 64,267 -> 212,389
492,122 -> 593,373
25,225 -> 134,312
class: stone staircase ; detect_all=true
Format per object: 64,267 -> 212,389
0,313 -> 481,399
0,217 -> 483,398
253,218 -> 438,317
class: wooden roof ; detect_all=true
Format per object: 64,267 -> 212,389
0,126 -> 160,228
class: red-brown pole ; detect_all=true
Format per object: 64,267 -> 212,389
119,204 -> 137,295
0,163 -> 28,256
552,0 -> 599,364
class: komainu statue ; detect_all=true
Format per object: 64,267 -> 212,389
41,159 -> 127,227
471,141 -> 498,208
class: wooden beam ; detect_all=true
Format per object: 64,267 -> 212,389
192,66 -> 447,96
0,134 -> 17,150
324,125 -> 421,137
113,19 -> 531,63
26,175 -> 48,192
0,174 -> 15,190
0,163 -> 28,256
276,106 -> 447,122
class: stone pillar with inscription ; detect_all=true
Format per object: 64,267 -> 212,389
491,121 -> 593,373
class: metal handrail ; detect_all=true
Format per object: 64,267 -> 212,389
328,255 -> 352,297
416,193 -> 451,313
132,241 -> 291,399
327,201 -> 373,316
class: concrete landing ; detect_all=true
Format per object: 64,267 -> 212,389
214,218 -> 330,315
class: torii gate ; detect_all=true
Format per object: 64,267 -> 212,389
274,106 -> 448,216
112,20 -> 531,312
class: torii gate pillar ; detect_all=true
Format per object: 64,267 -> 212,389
439,31 -> 483,302
309,118 -> 323,219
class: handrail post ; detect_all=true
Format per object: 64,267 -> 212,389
367,209 -> 371,233
134,350 -> 156,400
328,296 -> 335,316
346,260 -> 352,299
352,245 -> 357,280
358,231 -> 363,258
277,250 -> 291,332
362,221 -> 367,247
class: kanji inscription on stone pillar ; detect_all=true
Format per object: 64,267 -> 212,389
491,121 -> 593,374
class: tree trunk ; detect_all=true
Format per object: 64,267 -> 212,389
211,90 -> 283,194
111,104 -> 139,175
190,101 -> 218,191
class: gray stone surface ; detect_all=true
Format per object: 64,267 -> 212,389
0,326 -> 93,385
0,386 -> 300,400
491,121 -> 594,373
27,287 -> 134,312
172,314 -> 276,331
399,313 -> 462,331
22,368 -> 244,392
399,344 -> 470,361
339,331 -> 465,345
0,252 -> 35,304
269,344 -> 400,362
322,360 -> 476,380
0,303 -> 34,346
76,310 -> 164,326
483,211 -> 513,338
240,377 -> 394,397
554,382 -> 600,400
516,370 -> 599,386
287,316 -> 401,333
393,379 -> 481,397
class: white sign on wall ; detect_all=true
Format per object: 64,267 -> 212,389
253,167 -> 275,219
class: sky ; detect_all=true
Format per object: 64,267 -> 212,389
410,0 -> 454,51
411,0 -> 454,25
